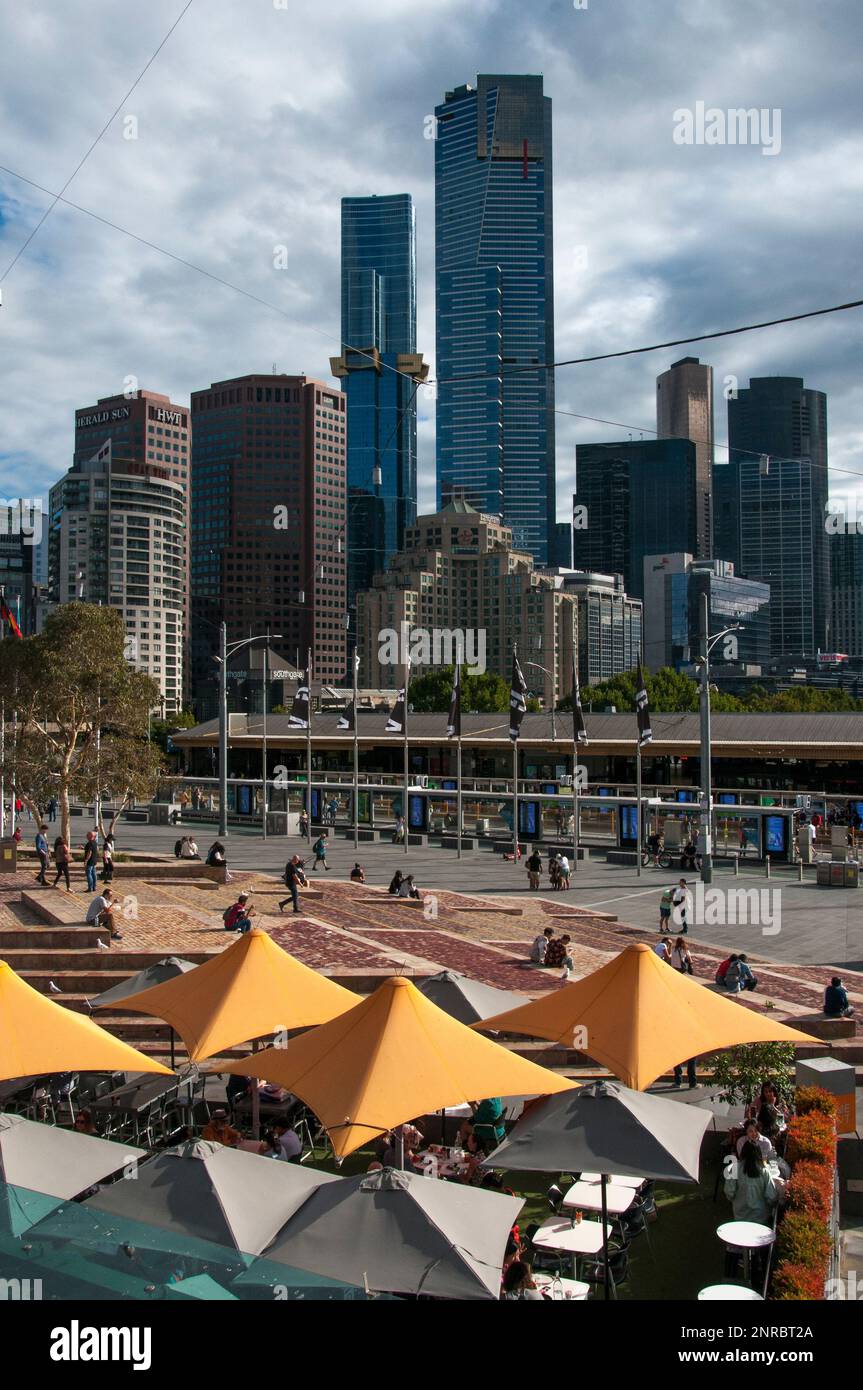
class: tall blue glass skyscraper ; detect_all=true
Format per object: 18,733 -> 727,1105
435,75 -> 555,564
332,194 -> 425,632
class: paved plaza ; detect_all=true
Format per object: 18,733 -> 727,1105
70,818 -> 863,970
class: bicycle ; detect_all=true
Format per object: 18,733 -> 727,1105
641,846 -> 672,870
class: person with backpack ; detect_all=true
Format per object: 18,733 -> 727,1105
279,856 -> 308,914
312,832 -> 330,871
223,892 -> 254,932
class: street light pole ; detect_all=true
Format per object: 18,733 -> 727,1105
697,599 -> 743,887
215,627 -> 282,840
218,622 -> 228,837
698,593 -> 713,885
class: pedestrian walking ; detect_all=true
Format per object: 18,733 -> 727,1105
34,824 -> 50,884
557,853 -> 571,890
47,797 -> 58,824
279,855 -> 307,914
82,831 -> 99,893
312,832 -> 330,871
52,836 -> 71,891
299,807 -> 309,839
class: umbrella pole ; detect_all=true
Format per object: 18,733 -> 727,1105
251,1039 -> 260,1141
169,1028 -> 175,1072
601,1172 -> 610,1301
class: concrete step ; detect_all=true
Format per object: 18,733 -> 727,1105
0,926 -> 109,950
4,947 -> 215,971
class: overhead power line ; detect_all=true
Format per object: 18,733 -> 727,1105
1,0 -> 196,280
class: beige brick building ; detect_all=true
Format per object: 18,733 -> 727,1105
356,499 -> 577,706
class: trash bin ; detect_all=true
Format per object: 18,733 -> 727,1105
0,838 -> 18,873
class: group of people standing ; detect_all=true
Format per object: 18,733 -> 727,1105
34,824 -> 114,890
525,848 -> 571,891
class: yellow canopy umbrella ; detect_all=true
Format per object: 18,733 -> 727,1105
220,974 -> 575,1159
0,960 -> 171,1082
99,929 -> 358,1062
473,943 -> 814,1091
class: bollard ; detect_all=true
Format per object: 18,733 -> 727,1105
734,856 -> 739,878
765,858 -> 771,879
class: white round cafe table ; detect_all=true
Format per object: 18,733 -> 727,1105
716,1221 -> 775,1286
533,1273 -> 591,1301
698,1284 -> 764,1301
716,1221 -> 775,1251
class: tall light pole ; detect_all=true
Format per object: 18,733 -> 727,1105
523,661 -> 557,742
213,628 -> 282,839
695,592 -> 742,885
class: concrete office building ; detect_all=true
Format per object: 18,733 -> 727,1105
656,357 -> 714,557
642,553 -> 770,672
435,75 -> 555,563
49,403 -> 189,710
356,499 -> 576,707
190,374 -> 347,708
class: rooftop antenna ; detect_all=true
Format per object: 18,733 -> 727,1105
272,362 -> 277,375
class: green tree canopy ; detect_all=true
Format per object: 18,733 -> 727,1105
408,666 -> 511,714
0,604 -> 163,837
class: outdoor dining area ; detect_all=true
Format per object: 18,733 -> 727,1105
0,933 -> 837,1302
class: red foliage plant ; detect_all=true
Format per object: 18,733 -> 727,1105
785,1160 -> 833,1222
784,1112 -> 836,1167
793,1086 -> 838,1120
771,1261 -> 827,1302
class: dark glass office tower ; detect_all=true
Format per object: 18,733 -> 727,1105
435,74 -> 555,564
719,377 -> 829,658
831,531 -> 863,656
332,195 -> 425,635
572,440 -> 698,599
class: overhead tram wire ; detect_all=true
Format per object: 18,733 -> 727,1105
553,406 -> 863,484
0,163 -> 417,389
0,0 -> 196,281
2,163 -> 861,438
431,297 -> 863,385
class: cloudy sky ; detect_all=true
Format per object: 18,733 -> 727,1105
1,0 -> 861,517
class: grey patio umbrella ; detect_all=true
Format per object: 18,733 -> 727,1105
90,957 -> 197,1068
90,957 -> 197,1011
42,1138 -> 339,1257
418,971 -> 531,1027
0,1114 -> 144,1237
239,1166 -> 524,1301
485,1081 -> 712,1299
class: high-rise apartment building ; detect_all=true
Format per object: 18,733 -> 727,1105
573,440 -> 698,599
831,530 -> 863,656
189,374 -> 347,706
330,194 -> 426,627
435,74 -> 555,563
542,567 -> 643,686
50,388 -> 190,709
656,356 -> 714,556
355,499 -> 576,707
717,377 -> 829,658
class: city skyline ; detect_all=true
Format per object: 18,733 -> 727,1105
1,0 -> 861,524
